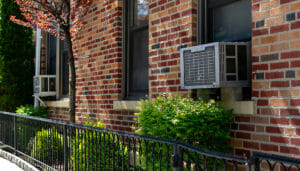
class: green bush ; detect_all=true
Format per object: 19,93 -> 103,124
71,120 -> 128,170
16,105 -> 48,118
31,128 -> 63,165
0,0 -> 34,112
135,95 -> 233,169
16,105 -> 48,152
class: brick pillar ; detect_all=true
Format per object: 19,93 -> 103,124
232,0 -> 300,157
72,0 -> 135,131
148,0 -> 198,98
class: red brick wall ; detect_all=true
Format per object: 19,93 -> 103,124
41,0 -> 300,157
48,107 -> 70,122
231,0 -> 300,157
68,0 -> 197,130
71,0 -> 135,131
148,0 -> 197,98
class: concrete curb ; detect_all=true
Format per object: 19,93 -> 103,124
0,149 -> 39,171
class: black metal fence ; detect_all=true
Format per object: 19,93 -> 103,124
251,153 -> 300,171
0,111 -> 299,171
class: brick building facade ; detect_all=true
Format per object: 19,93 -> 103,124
233,0 -> 300,157
37,0 -> 300,157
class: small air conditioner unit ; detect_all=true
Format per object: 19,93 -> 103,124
33,75 -> 56,97
180,42 -> 251,89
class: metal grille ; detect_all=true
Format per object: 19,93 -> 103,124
183,46 -> 216,86
33,77 -> 40,94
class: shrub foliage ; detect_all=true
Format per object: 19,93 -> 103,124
31,128 -> 64,165
16,105 -> 48,152
71,120 -> 128,171
16,105 -> 48,118
135,95 -> 233,152
135,95 -> 234,170
0,0 -> 34,111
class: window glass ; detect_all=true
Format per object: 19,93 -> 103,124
126,0 -> 149,99
209,0 -> 251,42
226,45 -> 235,56
42,78 -> 48,92
237,45 -> 247,80
134,0 -> 148,26
48,35 -> 56,75
129,29 -> 149,94
226,58 -> 236,73
62,41 -> 69,96
227,75 -> 236,81
49,77 -> 56,91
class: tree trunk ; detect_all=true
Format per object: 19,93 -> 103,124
64,31 -> 76,123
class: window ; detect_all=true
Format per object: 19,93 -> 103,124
124,0 -> 149,100
46,33 -> 69,98
199,0 -> 252,43
198,0 -> 252,101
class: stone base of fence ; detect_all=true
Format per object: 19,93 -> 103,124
0,149 -> 39,171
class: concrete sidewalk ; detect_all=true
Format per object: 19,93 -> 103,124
0,157 -> 23,171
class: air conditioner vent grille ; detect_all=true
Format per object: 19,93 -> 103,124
33,77 -> 40,94
183,46 -> 216,86
180,42 -> 251,89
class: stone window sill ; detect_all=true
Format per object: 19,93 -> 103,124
45,98 -> 70,108
113,99 -> 254,115
113,100 -> 141,111
223,100 -> 255,115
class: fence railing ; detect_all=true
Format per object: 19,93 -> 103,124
251,153 -> 300,171
0,111 -> 299,171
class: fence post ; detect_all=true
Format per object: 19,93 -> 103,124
245,156 -> 252,171
172,145 -> 183,171
13,116 -> 17,154
63,124 -> 68,171
254,157 -> 260,171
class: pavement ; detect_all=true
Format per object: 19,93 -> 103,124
0,157 -> 23,171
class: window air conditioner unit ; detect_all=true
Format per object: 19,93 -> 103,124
180,42 -> 251,89
33,75 -> 56,97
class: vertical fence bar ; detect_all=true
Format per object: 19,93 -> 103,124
254,158 -> 260,171
172,145 -> 182,171
63,124 -> 68,171
246,157 -> 251,171
13,116 -> 17,153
